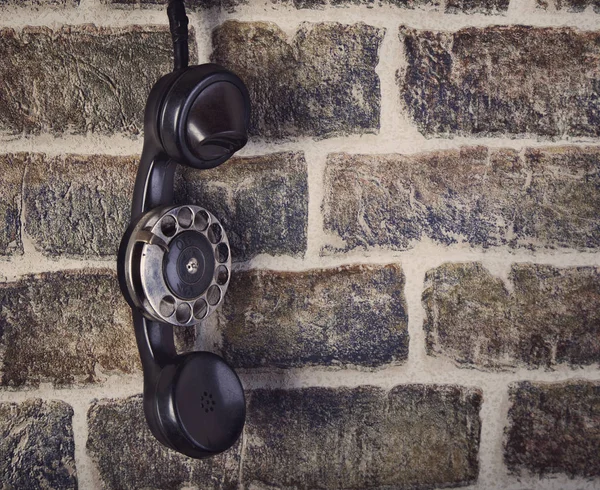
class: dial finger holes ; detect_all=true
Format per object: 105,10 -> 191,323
208,223 -> 222,244
194,210 -> 209,231
207,285 -> 221,306
216,265 -> 229,285
177,207 -> 193,228
216,243 -> 229,263
193,298 -> 208,320
160,215 -> 177,237
159,296 -> 176,317
175,303 -> 191,324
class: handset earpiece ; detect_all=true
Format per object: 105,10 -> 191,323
116,0 -> 249,458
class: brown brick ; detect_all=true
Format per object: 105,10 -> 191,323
505,381 -> 600,477
24,154 -> 136,257
0,270 -> 139,387
0,399 -> 76,489
244,385 -> 481,489
103,0 -> 245,10
211,21 -> 384,139
0,25 -> 196,137
87,395 -> 241,489
423,263 -> 600,370
0,154 -> 25,256
322,147 -> 600,254
400,26 -> 600,138
446,0 -> 508,12
176,152 -> 308,261
537,0 -> 600,11
217,264 -> 408,368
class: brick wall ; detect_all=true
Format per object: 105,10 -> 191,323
1,1 -> 599,489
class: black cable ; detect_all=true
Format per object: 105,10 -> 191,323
167,0 -> 189,71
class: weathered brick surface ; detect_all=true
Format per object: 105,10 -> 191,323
0,25 -> 196,136
400,26 -> 600,138
87,395 -> 241,490
0,269 -> 139,387
244,385 -> 481,489
537,0 -> 600,11
217,264 -> 408,368
0,0 -> 78,6
446,0 -> 508,12
0,154 -> 25,256
423,263 -> 600,370
103,0 -> 244,11
212,21 -> 384,139
505,381 -> 600,477
0,399 -> 76,489
24,154 -> 136,257
322,147 -> 600,254
176,152 -> 307,261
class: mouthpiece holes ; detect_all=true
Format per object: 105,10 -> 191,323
193,298 -> 208,320
200,392 -> 217,413
175,302 -> 191,323
208,223 -> 222,244
177,207 -> 193,228
207,285 -> 221,306
159,295 -> 176,317
194,210 -> 209,231
161,215 -> 177,237
216,265 -> 229,285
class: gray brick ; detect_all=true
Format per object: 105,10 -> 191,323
103,0 -> 245,11
0,399 -> 76,489
211,21 -> 384,139
217,264 -> 408,368
537,0 -> 600,11
87,395 -> 241,490
0,0 -> 78,6
505,381 -> 600,477
0,270 -> 139,387
176,152 -> 307,262
24,154 -> 136,257
0,154 -> 25,256
244,385 -> 481,489
400,26 -> 600,138
0,25 -> 196,136
446,0 -> 508,13
423,263 -> 600,370
322,147 -> 600,254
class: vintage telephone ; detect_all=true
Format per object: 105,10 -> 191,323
117,0 -> 250,458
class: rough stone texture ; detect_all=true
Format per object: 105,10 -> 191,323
218,264 -> 408,368
446,0 -> 508,13
176,152 -> 307,262
322,146 -> 600,254
0,153 -> 25,256
103,0 -> 245,11
0,269 -> 139,387
212,21 -> 384,139
505,381 -> 600,477
0,399 -> 76,489
88,395 -> 241,490
244,385 -> 481,489
537,0 -> 600,11
24,154 -> 136,257
400,26 -> 600,138
322,0 -> 439,8
0,0 -> 78,6
423,263 -> 600,370
0,25 -> 196,137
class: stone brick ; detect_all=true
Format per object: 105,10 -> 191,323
0,399 -> 76,489
537,0 -> 600,11
176,152 -> 307,262
87,395 -> 240,490
446,0 -> 508,13
217,264 -> 408,368
328,0 -> 439,8
322,147 -> 600,254
0,0 -> 78,6
103,0 -> 244,11
505,381 -> 600,477
0,269 -> 139,387
244,385 -> 481,489
400,26 -> 600,138
211,21 -> 384,139
24,154 -> 136,257
0,25 -> 196,137
423,263 -> 600,370
0,154 -> 25,256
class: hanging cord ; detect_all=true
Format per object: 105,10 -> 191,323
167,0 -> 189,71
